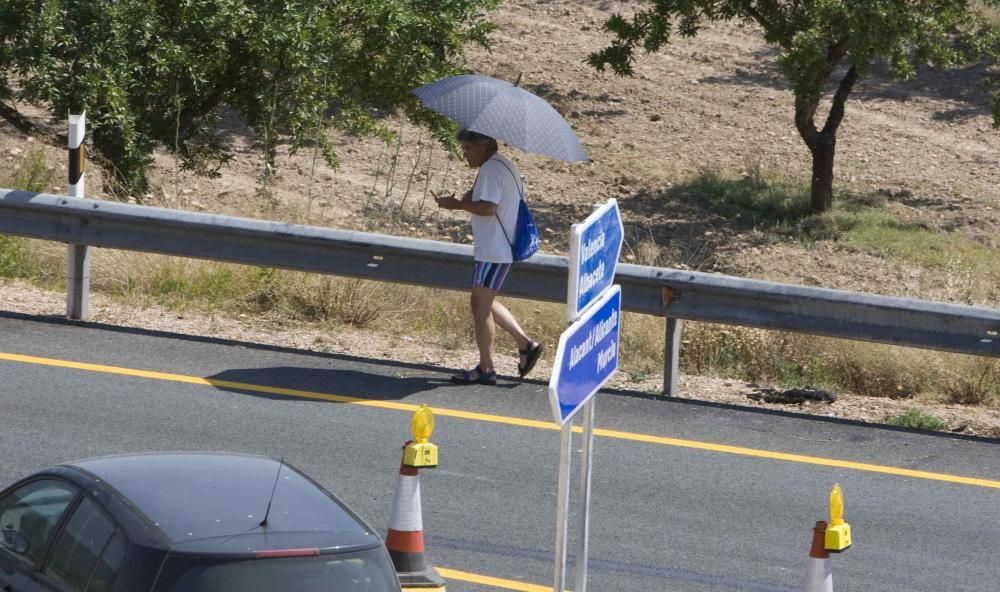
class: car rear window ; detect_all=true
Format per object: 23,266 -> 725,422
152,547 -> 400,592
78,455 -> 368,544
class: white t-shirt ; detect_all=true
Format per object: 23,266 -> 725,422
471,154 -> 522,263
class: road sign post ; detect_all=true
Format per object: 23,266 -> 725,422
551,200 -> 623,592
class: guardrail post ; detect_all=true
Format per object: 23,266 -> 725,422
66,244 -> 90,320
663,317 -> 682,396
66,113 -> 90,320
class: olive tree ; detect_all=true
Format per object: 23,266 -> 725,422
0,0 -> 498,194
588,0 -> 1000,212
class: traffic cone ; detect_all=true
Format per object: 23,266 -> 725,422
804,521 -> 833,592
386,460 -> 445,591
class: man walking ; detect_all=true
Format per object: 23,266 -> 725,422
433,129 -> 543,384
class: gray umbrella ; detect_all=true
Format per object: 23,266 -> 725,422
412,74 -> 589,163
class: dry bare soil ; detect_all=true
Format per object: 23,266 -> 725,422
1,0 -> 999,437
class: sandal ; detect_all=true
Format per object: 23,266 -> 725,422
451,365 -> 497,385
518,341 -> 544,378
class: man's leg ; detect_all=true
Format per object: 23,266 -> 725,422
492,300 -> 530,351
493,299 -> 543,374
471,285 -> 498,373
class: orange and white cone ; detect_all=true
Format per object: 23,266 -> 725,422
804,521 -> 833,592
386,462 -> 445,590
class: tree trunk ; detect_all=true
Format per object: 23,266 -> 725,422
809,134 -> 836,213
795,63 -> 858,214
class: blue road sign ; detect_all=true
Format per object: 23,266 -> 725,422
548,285 -> 621,425
567,200 -> 623,321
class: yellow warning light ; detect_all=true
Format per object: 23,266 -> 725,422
404,405 -> 438,469
412,404 -> 435,443
830,484 -> 844,525
824,483 -> 852,552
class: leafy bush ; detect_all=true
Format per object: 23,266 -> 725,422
1,0 -> 499,194
886,409 -> 947,431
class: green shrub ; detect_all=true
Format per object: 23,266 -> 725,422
675,166 -> 814,227
886,409 -> 947,431
0,235 -> 35,279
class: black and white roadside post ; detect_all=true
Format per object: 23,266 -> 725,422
549,199 -> 623,592
66,112 -> 90,320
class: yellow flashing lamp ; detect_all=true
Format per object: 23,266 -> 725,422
412,404 -> 434,443
824,483 -> 852,552
403,405 -> 439,468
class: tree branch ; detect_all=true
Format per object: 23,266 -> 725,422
794,96 -> 820,146
796,39 -> 850,147
743,4 -> 772,31
825,39 -> 849,66
815,39 -> 849,92
822,65 -> 858,136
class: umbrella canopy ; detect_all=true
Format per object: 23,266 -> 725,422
412,74 -> 589,163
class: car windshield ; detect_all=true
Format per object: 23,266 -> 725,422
153,547 -> 400,592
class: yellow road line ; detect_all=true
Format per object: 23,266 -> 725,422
438,567 -> 551,592
1,351 -> 998,489
590,427 -> 1000,488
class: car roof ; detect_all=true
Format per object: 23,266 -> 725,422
65,452 -> 379,552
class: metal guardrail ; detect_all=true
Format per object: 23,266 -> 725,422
1,188 -> 998,395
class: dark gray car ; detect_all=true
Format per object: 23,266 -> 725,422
0,452 -> 401,592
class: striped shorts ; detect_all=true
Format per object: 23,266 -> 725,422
473,261 -> 513,292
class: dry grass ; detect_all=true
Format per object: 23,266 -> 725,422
0,145 -> 58,281
87,252 -> 418,330
677,323 -> 999,406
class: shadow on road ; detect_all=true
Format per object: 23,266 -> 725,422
0,310 -> 521,407
206,366 -> 458,402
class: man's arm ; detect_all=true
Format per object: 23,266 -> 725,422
432,196 -> 496,215
432,190 -> 497,215
459,198 -> 497,216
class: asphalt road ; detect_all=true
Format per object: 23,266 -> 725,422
0,312 -> 997,591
